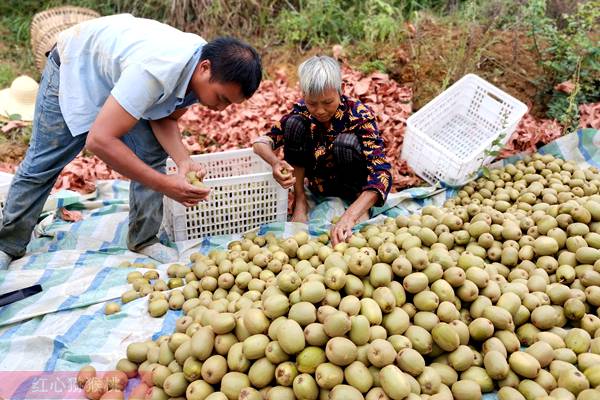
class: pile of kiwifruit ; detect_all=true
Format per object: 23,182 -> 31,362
79,153 -> 600,400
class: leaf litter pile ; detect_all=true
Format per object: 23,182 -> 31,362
0,67 -> 598,195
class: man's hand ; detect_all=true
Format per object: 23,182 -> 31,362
164,174 -> 210,207
178,158 -> 207,182
330,212 -> 357,246
273,160 -> 295,189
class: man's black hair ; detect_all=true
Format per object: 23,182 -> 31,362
201,37 -> 262,98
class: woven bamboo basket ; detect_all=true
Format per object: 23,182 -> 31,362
30,6 -> 101,72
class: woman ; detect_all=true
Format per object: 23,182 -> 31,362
253,55 -> 392,245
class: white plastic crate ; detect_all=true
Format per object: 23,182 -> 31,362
402,74 -> 528,186
0,171 -> 13,221
163,148 -> 288,242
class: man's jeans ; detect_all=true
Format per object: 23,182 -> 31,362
0,53 -> 167,258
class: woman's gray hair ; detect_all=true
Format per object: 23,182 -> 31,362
298,56 -> 342,97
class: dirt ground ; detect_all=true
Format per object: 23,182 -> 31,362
386,20 -> 545,115
0,142 -> 26,166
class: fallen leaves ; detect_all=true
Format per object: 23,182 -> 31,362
354,78 -> 371,96
580,102 -> 600,129
53,155 -> 124,193
554,80 -> 575,94
500,114 -> 564,158
58,208 -> 83,222
501,102 -> 600,158
0,120 -> 28,133
0,163 -> 16,173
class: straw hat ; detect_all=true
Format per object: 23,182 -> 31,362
30,6 -> 100,72
0,76 -> 39,121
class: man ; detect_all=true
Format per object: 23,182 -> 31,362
253,56 -> 392,246
0,14 -> 262,269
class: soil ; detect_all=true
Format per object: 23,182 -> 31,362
384,19 -> 546,115
261,20 -> 548,117
0,141 -> 26,168
0,25 -> 40,83
261,45 -> 323,86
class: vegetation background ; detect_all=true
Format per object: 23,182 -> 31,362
0,0 -> 598,158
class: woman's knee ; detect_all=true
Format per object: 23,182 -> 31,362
333,133 -> 363,167
283,115 -> 313,167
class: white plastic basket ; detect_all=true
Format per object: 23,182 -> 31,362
162,148 -> 288,242
402,74 -> 528,186
0,172 -> 13,221
0,171 -> 14,225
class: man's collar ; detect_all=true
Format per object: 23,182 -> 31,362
178,45 -> 204,100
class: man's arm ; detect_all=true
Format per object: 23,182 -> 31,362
150,108 -> 189,166
86,96 -> 209,206
149,109 -> 206,180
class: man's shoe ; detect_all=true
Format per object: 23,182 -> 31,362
138,243 -> 178,264
0,251 -> 12,270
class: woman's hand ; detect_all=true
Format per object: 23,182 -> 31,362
331,212 -> 357,246
330,191 -> 378,246
273,160 -> 295,189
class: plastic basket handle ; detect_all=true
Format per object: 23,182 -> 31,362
486,92 -> 503,104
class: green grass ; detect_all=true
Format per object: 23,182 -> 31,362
0,64 -> 17,88
358,60 -> 389,74
0,0 -> 171,83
